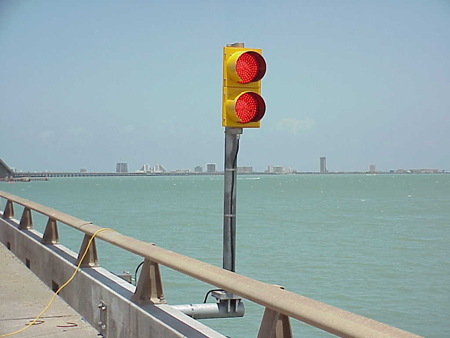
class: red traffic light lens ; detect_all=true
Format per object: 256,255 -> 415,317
236,52 -> 266,84
235,92 -> 266,123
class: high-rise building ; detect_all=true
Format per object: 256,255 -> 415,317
116,162 -> 128,173
369,164 -> 376,172
153,164 -> 167,173
140,164 -> 151,173
194,165 -> 203,173
206,163 -> 216,173
319,157 -> 327,173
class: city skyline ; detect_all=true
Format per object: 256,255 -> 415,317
3,156 -> 445,176
1,2 -> 449,173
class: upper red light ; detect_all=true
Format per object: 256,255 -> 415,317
235,92 -> 266,123
236,52 -> 266,84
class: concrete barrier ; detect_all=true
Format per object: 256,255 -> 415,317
0,215 -> 225,338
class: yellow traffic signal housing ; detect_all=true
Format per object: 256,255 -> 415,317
222,46 -> 266,128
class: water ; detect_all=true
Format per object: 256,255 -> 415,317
1,174 -> 449,337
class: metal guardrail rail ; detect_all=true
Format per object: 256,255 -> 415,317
0,191 -> 421,338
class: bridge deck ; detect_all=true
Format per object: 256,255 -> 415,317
0,243 -> 100,337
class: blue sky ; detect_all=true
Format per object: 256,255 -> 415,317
1,0 -> 449,172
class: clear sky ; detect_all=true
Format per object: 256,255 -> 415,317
1,0 -> 449,173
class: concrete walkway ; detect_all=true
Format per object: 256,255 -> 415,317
0,243 -> 100,337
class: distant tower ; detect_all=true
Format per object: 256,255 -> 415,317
369,164 -> 376,172
319,157 -> 327,173
116,162 -> 128,173
141,164 -> 151,172
206,163 -> 216,173
153,164 -> 167,173
194,165 -> 203,173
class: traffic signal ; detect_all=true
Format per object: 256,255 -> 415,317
222,46 -> 266,128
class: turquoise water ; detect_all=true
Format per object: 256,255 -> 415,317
1,174 -> 449,337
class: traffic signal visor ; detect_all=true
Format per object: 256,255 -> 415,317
222,47 -> 266,128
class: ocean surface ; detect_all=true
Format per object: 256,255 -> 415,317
1,174 -> 449,337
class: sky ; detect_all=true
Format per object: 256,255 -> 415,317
1,0 -> 449,173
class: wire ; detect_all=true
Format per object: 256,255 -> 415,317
0,228 -> 116,337
134,260 -> 145,285
203,289 -> 224,303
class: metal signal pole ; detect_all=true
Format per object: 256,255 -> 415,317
223,127 -> 242,272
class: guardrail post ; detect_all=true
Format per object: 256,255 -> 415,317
3,199 -> 14,219
77,234 -> 99,267
258,308 -> 293,338
42,218 -> 59,244
19,207 -> 33,230
258,285 -> 293,338
132,259 -> 166,304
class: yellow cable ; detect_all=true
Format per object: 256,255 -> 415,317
0,228 -> 116,337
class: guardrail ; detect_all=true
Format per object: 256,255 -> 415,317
0,191 -> 421,338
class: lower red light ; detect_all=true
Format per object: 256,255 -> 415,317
235,92 -> 266,123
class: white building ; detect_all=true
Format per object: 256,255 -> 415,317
267,165 -> 294,174
153,164 -> 167,173
139,164 -> 151,173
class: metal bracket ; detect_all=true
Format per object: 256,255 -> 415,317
19,207 -> 33,230
77,234 -> 99,267
227,42 -> 245,48
132,259 -> 166,304
97,300 -> 107,336
42,218 -> 60,244
212,290 -> 241,301
212,290 -> 244,314
224,127 -> 243,135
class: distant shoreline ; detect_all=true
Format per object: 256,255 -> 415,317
2,171 -> 448,180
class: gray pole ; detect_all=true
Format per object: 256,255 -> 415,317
223,127 -> 242,271
172,126 -> 245,316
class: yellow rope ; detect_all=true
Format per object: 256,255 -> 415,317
0,228 -> 116,337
